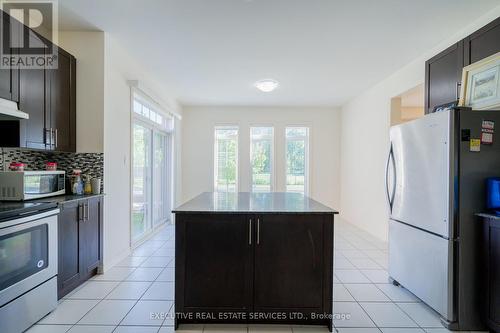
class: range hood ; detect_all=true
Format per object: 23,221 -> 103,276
0,97 -> 29,120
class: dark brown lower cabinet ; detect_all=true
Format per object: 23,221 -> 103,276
253,214 -> 328,322
179,214 -> 253,320
480,214 -> 500,333
58,196 -> 103,299
175,213 -> 334,331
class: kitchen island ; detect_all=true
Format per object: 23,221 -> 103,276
173,192 -> 338,331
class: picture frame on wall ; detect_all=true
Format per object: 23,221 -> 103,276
459,51 -> 500,110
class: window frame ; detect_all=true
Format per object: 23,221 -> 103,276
213,125 -> 239,193
250,126 -> 275,192
285,126 -> 310,195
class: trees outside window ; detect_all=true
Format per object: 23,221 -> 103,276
251,127 -> 274,192
214,127 -> 238,192
286,127 -> 309,194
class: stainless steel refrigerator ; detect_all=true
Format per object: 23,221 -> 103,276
387,108 -> 500,330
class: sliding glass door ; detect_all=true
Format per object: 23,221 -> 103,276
152,132 -> 172,227
132,122 -> 152,241
132,94 -> 174,245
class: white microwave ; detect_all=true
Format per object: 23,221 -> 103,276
0,171 -> 66,201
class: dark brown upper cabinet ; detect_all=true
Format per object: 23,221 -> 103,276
464,16 -> 500,65
424,42 -> 464,114
46,47 -> 76,152
425,16 -> 500,114
0,10 -> 76,152
18,31 -> 47,150
0,11 -> 19,102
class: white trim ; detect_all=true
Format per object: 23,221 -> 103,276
128,80 -> 181,119
132,91 -> 174,132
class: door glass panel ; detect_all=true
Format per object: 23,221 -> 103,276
153,132 -> 170,226
214,127 -> 238,192
0,225 -> 48,290
132,123 -> 152,241
286,127 -> 309,193
251,127 -> 273,192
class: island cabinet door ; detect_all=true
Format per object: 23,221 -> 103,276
176,213 -> 254,321
253,214 -> 329,322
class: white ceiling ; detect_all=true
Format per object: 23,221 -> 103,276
58,0 -> 500,107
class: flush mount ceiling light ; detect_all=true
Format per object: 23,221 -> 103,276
254,79 -> 279,92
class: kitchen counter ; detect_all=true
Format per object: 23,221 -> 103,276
476,212 -> 500,220
173,192 -> 336,331
33,193 -> 105,205
0,193 -> 105,221
173,192 -> 338,214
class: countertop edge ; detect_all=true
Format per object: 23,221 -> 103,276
53,193 -> 106,205
476,212 -> 500,220
172,210 -> 338,215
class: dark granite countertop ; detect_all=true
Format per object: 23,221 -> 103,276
31,193 -> 105,205
173,192 -> 338,214
0,193 -> 105,221
476,212 -> 500,220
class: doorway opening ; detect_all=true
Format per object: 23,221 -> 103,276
391,84 -> 425,126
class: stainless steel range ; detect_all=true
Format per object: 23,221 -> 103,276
0,204 -> 59,333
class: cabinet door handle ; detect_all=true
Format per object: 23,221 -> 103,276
78,203 -> 83,222
83,203 -> 86,221
44,128 -> 51,145
54,128 -> 58,148
86,203 -> 90,221
456,81 -> 461,101
257,218 -> 260,245
248,219 -> 252,245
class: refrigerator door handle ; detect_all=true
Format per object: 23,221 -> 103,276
385,144 -> 392,210
390,146 -> 397,207
385,143 -> 397,211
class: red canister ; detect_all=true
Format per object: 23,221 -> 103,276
46,162 -> 57,171
9,162 -> 25,171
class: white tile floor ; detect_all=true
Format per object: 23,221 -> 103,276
28,220 -> 487,333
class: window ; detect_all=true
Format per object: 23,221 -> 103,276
214,126 -> 238,192
286,127 -> 309,194
250,127 -> 274,192
133,95 -> 170,130
132,92 -> 174,244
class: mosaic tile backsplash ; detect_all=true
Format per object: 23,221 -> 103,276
0,148 -> 104,191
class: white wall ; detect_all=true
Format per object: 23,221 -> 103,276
181,106 -> 340,209
340,7 -> 500,241
60,31 -> 183,269
103,35 -> 183,268
59,32 -> 105,153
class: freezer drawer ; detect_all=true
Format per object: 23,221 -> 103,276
389,220 -> 454,321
